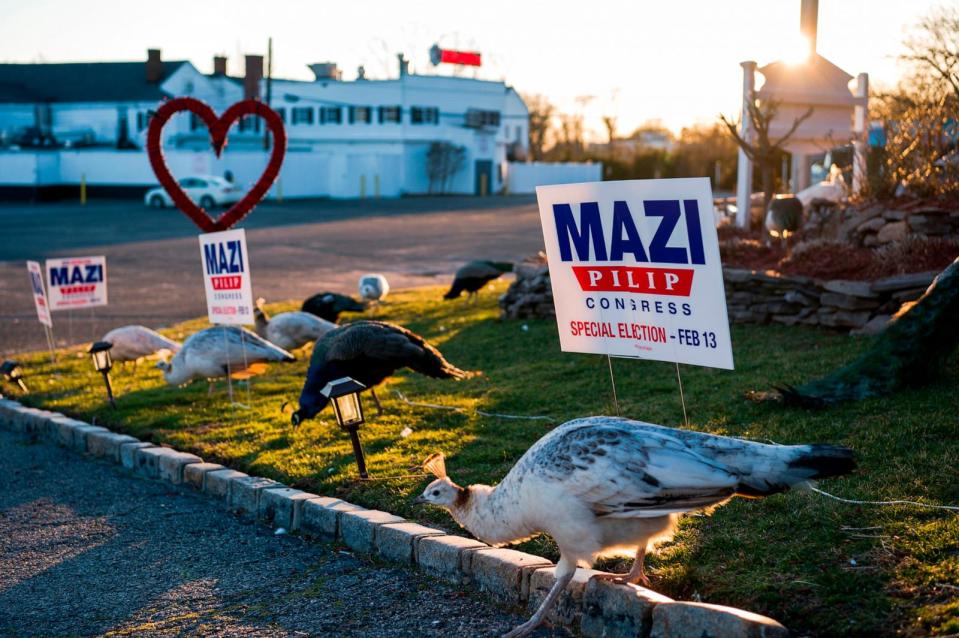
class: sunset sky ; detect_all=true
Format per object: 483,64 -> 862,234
0,0 -> 952,138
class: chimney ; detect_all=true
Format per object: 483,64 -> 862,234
146,49 -> 162,83
357,65 -> 366,81
213,55 -> 227,76
308,62 -> 341,81
244,54 -> 264,100
800,0 -> 818,55
397,53 -> 409,77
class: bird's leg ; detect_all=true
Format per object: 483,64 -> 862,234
591,545 -> 651,587
502,558 -> 575,638
370,388 -> 383,415
624,545 -> 651,587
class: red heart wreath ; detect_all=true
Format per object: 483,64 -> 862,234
146,97 -> 287,232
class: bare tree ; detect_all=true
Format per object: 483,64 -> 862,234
523,94 -> 555,161
902,6 -> 959,103
602,116 -> 617,144
720,100 -> 813,215
426,142 -> 466,194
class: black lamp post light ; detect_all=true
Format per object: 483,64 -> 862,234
0,360 -> 28,393
321,376 -> 369,479
88,341 -> 116,409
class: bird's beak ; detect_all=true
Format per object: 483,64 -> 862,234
413,495 -> 427,505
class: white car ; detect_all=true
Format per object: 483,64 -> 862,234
144,175 -> 243,209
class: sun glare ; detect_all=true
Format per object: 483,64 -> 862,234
783,34 -> 812,65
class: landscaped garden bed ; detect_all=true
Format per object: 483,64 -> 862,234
6,282 -> 959,636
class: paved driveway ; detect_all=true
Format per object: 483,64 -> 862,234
0,196 -> 544,354
0,429 -> 567,637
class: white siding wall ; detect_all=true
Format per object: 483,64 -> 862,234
506,161 -> 603,194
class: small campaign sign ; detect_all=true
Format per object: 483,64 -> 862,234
536,177 -> 733,370
45,256 -> 108,310
26,261 -> 53,327
199,228 -> 254,325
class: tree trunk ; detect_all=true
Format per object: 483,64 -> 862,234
774,256 -> 959,407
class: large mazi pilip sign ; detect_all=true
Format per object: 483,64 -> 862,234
536,177 -> 733,370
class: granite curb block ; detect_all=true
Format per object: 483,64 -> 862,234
0,399 -> 790,637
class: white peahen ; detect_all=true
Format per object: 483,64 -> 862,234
157,325 -> 294,389
253,298 -> 336,351
102,325 -> 181,365
416,416 -> 855,638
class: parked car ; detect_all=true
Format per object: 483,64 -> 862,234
144,175 -> 243,209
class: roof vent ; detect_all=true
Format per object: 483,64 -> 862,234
308,62 -> 341,81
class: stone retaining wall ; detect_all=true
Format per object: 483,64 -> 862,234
804,200 -> 959,246
723,268 -> 937,332
499,254 -> 936,333
0,398 -> 788,638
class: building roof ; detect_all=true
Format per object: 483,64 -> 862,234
758,54 -> 861,107
0,61 -> 188,104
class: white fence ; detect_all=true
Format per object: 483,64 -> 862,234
0,149 -> 406,199
0,151 -> 602,199
506,161 -> 603,194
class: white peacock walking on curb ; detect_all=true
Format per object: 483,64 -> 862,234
416,416 -> 855,638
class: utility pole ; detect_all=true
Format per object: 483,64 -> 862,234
264,36 -> 273,150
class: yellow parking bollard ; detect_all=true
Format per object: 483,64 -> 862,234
360,175 -> 367,199
374,175 -> 380,198
80,173 -> 87,206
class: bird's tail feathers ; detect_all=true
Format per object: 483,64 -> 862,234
735,443 -> 855,498
787,444 -> 856,480
490,261 -> 514,273
442,365 -> 482,380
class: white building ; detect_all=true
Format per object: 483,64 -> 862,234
0,50 -> 537,198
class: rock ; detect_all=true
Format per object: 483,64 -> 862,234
374,522 -> 445,564
650,601 -> 788,638
469,547 -> 553,604
819,292 -> 880,311
862,234 -> 879,247
876,220 -> 908,243
822,279 -> 878,298
183,462 -> 225,490
229,476 -> 283,515
119,441 -> 154,470
85,431 -> 139,462
818,310 -> 872,329
416,535 -> 489,585
528,567 -> 603,626
258,487 -> 319,531
203,468 -> 248,500
580,579 -> 672,638
300,497 -> 363,539
338,509 -> 405,554
871,271 -> 937,293
856,217 -> 886,233
851,314 -> 891,336
883,209 -> 908,221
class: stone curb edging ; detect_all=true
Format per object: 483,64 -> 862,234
0,398 -> 789,638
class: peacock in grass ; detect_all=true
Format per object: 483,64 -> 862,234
767,256 -> 959,407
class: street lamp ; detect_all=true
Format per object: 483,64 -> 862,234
88,341 -> 116,409
0,360 -> 27,392
321,377 -> 368,478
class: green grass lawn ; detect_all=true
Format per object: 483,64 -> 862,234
6,282 -> 958,637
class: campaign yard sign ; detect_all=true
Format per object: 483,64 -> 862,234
45,256 -> 108,310
536,177 -> 734,370
26,261 -> 53,327
199,228 -> 255,325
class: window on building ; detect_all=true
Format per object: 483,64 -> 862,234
465,109 -> 501,128
136,111 -> 151,132
189,112 -> 201,131
349,106 -> 372,124
411,106 -> 439,125
237,115 -> 261,133
275,107 -> 286,123
320,106 -> 342,124
292,107 -> 314,125
378,105 -> 401,123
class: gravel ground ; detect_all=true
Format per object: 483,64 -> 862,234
0,429 -> 569,638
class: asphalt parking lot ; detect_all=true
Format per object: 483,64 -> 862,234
0,195 -> 544,354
